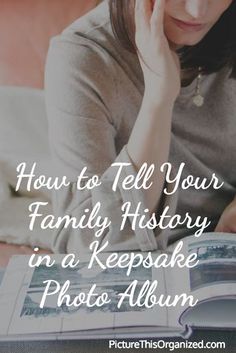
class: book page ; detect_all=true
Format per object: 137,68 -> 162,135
0,254 -> 170,337
162,233 -> 236,328
186,233 -> 236,300
162,240 -> 194,327
181,298 -> 236,329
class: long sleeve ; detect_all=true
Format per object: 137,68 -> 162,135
45,34 -> 160,253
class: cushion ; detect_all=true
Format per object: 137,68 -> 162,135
0,86 -> 51,197
0,86 -> 54,249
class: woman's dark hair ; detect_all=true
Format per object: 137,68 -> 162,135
109,0 -> 236,77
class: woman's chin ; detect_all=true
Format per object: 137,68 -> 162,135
167,33 -> 205,47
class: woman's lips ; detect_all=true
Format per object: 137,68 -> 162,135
171,17 -> 205,32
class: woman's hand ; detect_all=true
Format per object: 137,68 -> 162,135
215,198 -> 236,233
135,0 -> 181,107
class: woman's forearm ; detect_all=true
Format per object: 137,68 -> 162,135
127,96 -> 174,213
127,0 -> 180,214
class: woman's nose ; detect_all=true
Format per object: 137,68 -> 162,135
185,0 -> 208,19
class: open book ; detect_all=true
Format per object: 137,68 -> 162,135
0,233 -> 235,340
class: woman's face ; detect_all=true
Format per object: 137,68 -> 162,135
163,0 -> 233,46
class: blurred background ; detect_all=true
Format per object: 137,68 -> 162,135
0,0 -> 100,267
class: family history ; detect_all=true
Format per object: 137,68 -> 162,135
28,200 -> 211,238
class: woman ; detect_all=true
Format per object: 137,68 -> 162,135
45,0 -> 236,254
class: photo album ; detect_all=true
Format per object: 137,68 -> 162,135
0,233 -> 235,340
1,0 -> 236,350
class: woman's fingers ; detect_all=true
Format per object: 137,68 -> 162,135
135,0 -> 152,34
151,0 -> 165,35
214,223 -> 224,233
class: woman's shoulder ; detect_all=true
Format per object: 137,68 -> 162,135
45,2 -> 142,121
47,1 -> 139,78
57,1 -> 113,55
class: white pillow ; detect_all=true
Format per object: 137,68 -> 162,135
0,86 -> 52,198
0,86 -> 53,249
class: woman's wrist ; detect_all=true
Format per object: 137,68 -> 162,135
127,93 -> 173,168
142,92 -> 175,119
